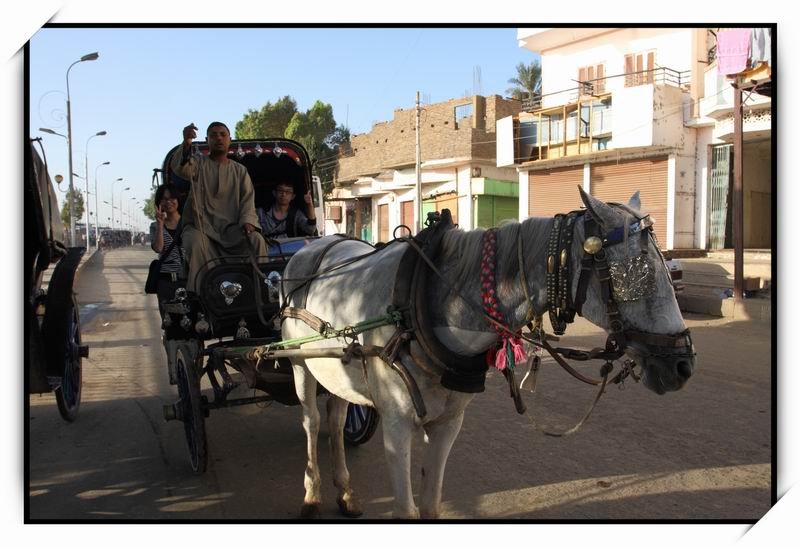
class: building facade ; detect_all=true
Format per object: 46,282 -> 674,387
325,95 -> 521,241
496,27 -> 772,250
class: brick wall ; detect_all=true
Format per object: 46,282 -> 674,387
336,95 -> 520,184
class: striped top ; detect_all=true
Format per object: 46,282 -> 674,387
150,222 -> 184,274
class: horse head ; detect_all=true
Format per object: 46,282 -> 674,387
574,187 -> 695,395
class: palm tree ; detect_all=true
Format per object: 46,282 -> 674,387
506,60 -> 542,101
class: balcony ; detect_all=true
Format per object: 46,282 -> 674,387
498,66 -> 690,166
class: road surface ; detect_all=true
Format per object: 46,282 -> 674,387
28,247 -> 772,519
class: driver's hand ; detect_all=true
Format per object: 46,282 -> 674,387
242,223 -> 256,235
183,123 -> 198,145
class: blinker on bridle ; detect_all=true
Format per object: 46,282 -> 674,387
545,208 -> 694,360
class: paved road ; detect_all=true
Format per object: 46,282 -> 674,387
28,247 -> 772,520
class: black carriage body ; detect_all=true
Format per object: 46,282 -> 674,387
155,139 -> 381,468
157,138 -> 316,341
200,239 -> 308,338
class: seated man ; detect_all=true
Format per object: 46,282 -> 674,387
257,181 -> 318,239
170,121 -> 268,292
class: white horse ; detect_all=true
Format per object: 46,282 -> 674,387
281,188 -> 695,518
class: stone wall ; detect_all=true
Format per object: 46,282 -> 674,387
336,95 -> 520,184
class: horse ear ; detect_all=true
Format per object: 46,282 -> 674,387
578,186 -> 620,227
628,191 -> 642,211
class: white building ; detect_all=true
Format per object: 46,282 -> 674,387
496,27 -> 772,250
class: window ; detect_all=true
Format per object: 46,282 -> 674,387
625,51 -> 656,87
578,63 -> 606,95
454,103 -> 473,129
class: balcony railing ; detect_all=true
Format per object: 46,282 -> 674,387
520,66 -> 690,114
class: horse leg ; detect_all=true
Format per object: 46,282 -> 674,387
326,396 -> 362,517
382,412 -> 420,518
419,408 -> 467,518
292,362 -> 323,518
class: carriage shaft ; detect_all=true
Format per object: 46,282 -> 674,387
216,345 -> 384,362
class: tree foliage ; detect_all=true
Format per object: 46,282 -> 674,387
506,60 -> 543,100
143,193 -> 156,221
235,96 -> 298,140
60,188 -> 85,227
234,96 -> 350,194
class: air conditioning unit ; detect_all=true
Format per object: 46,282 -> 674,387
326,205 -> 342,222
471,167 -> 481,178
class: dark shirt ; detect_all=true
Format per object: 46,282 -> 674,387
257,206 -> 316,239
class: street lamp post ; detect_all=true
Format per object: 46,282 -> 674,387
94,161 -> 110,246
65,51 -> 100,247
84,131 -> 107,250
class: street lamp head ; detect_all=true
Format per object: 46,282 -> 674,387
40,128 -> 56,135
124,187 -> 130,191
55,174 -> 63,184
81,52 -> 99,62
96,131 -> 107,136
116,178 -> 123,182
102,161 -> 110,166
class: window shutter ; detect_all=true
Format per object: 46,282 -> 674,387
587,65 -> 595,93
647,51 -> 655,84
578,66 -> 587,94
625,54 -> 634,87
635,54 -> 644,85
596,64 -> 605,93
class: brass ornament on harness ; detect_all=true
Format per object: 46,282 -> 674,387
583,236 -> 603,254
547,255 -> 555,273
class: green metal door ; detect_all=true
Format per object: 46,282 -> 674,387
708,144 -> 732,249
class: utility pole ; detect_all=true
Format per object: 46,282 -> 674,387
733,83 -> 744,303
415,91 -> 422,234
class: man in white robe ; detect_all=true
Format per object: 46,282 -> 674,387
171,122 -> 268,292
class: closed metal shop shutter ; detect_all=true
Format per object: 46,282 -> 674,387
591,157 -> 668,246
378,204 -> 389,243
400,200 -> 415,230
529,166 -> 585,218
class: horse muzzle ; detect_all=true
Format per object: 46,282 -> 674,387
624,329 -> 696,394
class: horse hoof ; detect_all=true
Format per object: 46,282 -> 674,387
300,503 -> 322,519
336,494 -> 363,518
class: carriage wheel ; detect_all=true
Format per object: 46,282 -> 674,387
175,346 -> 208,474
343,404 -> 380,446
54,297 -> 83,422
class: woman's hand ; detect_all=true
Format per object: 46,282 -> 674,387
155,204 -> 166,226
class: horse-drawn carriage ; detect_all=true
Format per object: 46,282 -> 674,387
27,139 -> 88,421
157,138 -> 379,473
156,136 -> 696,517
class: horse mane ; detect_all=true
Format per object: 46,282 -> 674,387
436,216 -> 554,298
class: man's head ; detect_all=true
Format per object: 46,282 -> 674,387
272,182 -> 296,207
206,122 -> 231,155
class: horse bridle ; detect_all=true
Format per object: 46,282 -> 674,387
542,207 -> 695,365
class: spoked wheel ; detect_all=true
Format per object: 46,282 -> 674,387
343,403 -> 380,446
54,297 -> 84,422
175,346 -> 208,474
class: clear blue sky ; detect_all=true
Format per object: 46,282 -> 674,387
29,26 -> 536,231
